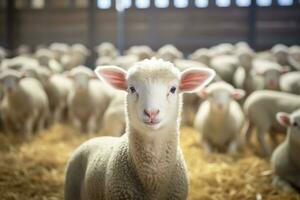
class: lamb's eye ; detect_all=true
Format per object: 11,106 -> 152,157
129,86 -> 136,93
170,86 -> 176,94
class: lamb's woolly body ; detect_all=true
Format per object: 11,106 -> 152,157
1,77 -> 49,137
194,82 -> 244,152
244,90 -> 300,156
280,72 -> 300,95
65,58 -> 189,200
271,109 -> 300,191
67,79 -> 110,133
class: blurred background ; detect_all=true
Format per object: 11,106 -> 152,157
1,0 -> 300,66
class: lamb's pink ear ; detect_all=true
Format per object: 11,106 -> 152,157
94,66 -> 127,91
231,89 -> 245,100
276,112 -> 290,127
179,68 -> 215,93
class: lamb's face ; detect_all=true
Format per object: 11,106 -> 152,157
0,72 -> 23,94
95,58 -> 215,132
263,69 -> 281,90
126,76 -> 180,130
198,82 -> 245,112
277,110 -> 300,143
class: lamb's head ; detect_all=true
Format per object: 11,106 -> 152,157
0,69 -> 24,94
277,109 -> 300,143
256,66 -> 288,90
95,58 -> 215,132
67,66 -> 96,91
198,82 -> 245,113
238,51 -> 253,71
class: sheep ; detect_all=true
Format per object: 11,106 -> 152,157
61,44 -> 89,70
243,90 -> 300,157
64,58 -> 215,200
94,42 -> 119,58
101,90 -> 126,136
280,71 -> 300,95
271,44 -> 290,68
210,43 -> 235,56
49,42 -> 70,61
252,59 -> 288,91
233,50 -> 258,95
0,70 -> 49,138
95,56 -> 114,66
22,66 -> 73,125
1,56 -> 39,71
125,45 -> 154,60
35,48 -> 63,73
271,109 -> 300,192
209,54 -> 239,84
194,82 -> 245,153
156,44 -> 183,62
188,48 -> 211,66
15,45 -> 31,57
66,66 -> 110,134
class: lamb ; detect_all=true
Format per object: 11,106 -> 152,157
94,42 -> 119,58
0,70 -> 49,138
61,44 -> 89,70
114,54 -> 139,70
64,58 -> 215,200
125,45 -> 154,60
280,71 -> 300,95
233,50 -> 258,95
156,44 -> 183,62
243,90 -> 300,157
252,59 -> 288,91
35,48 -> 63,73
271,109 -> 300,191
188,48 -> 211,66
49,42 -> 70,62
23,66 -> 73,124
194,82 -> 245,153
66,66 -> 110,133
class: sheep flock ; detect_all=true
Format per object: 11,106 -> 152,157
0,42 -> 300,200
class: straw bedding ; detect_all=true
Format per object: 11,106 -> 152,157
0,124 -> 299,200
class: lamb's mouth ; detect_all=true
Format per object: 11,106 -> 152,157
143,120 -> 161,126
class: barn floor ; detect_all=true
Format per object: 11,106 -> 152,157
0,125 -> 299,200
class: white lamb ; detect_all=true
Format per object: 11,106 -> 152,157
156,44 -> 183,62
0,70 -> 49,138
243,90 -> 300,157
271,109 -> 300,192
194,82 -> 245,153
94,42 -> 119,58
67,66 -> 110,133
125,45 -> 154,60
64,58 -> 215,200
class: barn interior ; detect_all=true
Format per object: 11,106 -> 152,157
0,0 -> 300,200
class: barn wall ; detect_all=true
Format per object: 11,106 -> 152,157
1,0 -> 300,53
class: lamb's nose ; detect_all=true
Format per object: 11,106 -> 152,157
144,109 -> 160,119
